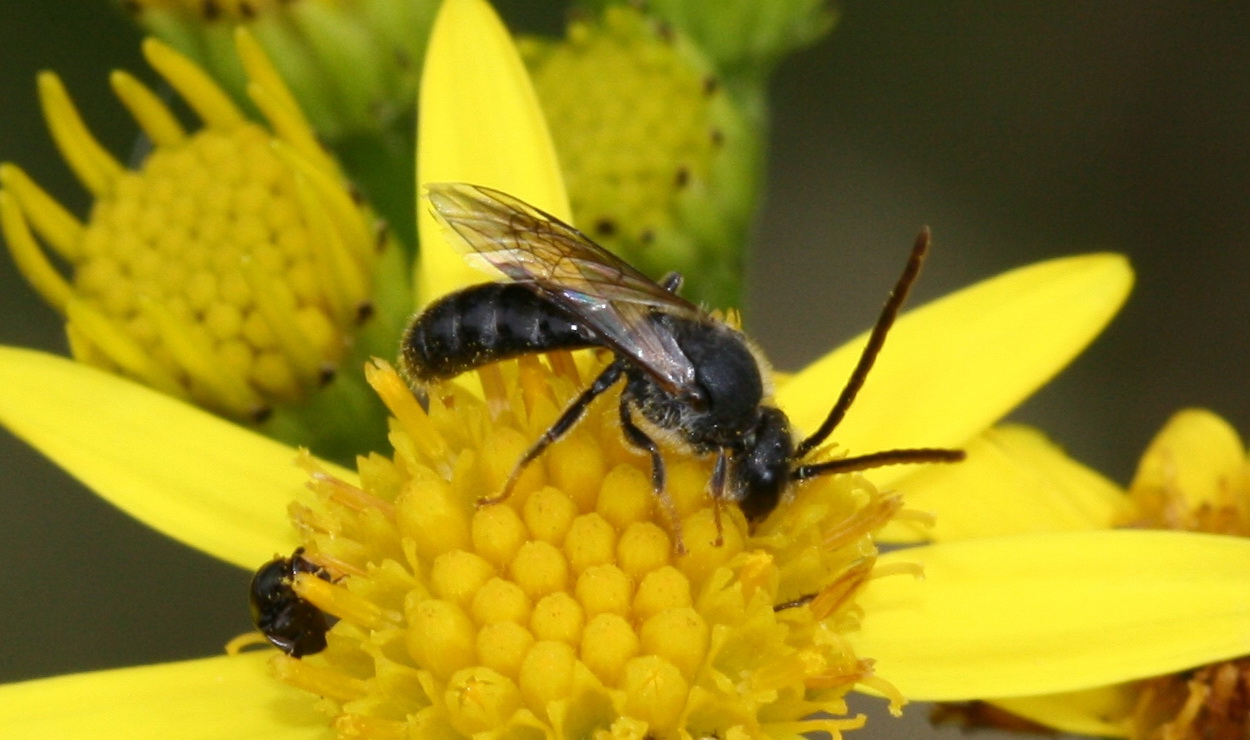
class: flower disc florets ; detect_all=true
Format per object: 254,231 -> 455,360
74,124 -> 347,413
0,36 -> 394,425
274,354 -> 907,739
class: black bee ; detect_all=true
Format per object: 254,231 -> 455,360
249,548 -> 331,657
403,183 -> 962,540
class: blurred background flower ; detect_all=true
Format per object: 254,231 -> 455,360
1,3 -> 1247,739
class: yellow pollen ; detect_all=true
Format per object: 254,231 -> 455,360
268,356 -> 910,737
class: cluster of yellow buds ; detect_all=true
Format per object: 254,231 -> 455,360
1,32 -> 409,459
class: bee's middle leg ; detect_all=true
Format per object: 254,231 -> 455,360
708,449 -> 728,546
480,359 -> 625,506
619,399 -> 685,554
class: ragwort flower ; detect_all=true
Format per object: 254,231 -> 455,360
0,0 -> 1211,737
894,409 -> 1250,740
0,29 -> 409,459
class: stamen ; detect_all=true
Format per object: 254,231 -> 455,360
269,142 -> 373,268
109,70 -> 186,148
141,297 -> 264,417
308,470 -> 396,518
142,38 -> 244,130
870,561 -> 926,581
730,550 -> 770,600
224,632 -> 270,655
289,173 -> 367,324
365,359 -> 449,468
332,715 -> 407,740
545,349 -> 580,385
271,655 -> 369,703
809,558 -> 875,619
232,29 -> 305,131
891,507 -> 937,528
0,164 -> 83,260
240,255 -> 325,388
36,73 -> 122,197
517,354 -> 555,419
766,716 -> 869,740
0,191 -> 73,311
823,492 -> 905,550
294,572 -> 402,632
243,77 -> 339,176
476,363 -> 509,418
804,659 -> 874,690
65,298 -> 187,398
857,674 -> 909,716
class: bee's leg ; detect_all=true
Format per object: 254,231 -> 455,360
479,360 -> 626,507
411,385 -> 430,413
659,272 -> 684,294
619,403 -> 664,492
619,401 -> 686,555
773,593 -> 816,612
708,449 -> 728,547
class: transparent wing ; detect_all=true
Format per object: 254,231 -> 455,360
426,182 -> 701,395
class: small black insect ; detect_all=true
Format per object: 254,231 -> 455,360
403,183 -> 963,542
249,547 -> 331,658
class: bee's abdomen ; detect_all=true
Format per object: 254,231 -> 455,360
401,283 -> 598,382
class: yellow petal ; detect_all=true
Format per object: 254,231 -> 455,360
0,652 -> 327,738
1130,408 -> 1245,509
848,530 -> 1250,700
881,424 -> 1133,542
779,253 -> 1132,489
992,686 -> 1135,738
0,347 -> 354,569
415,0 -> 569,306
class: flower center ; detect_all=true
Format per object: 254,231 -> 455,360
266,354 -> 905,738
74,124 -> 349,418
1,39 -> 393,430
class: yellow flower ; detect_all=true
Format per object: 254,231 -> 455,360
893,409 -> 1250,739
0,0 -> 1196,737
1,29 -> 408,458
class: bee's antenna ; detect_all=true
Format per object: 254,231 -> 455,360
792,447 -> 965,482
795,228 -> 931,459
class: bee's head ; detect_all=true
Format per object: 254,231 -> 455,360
733,406 -> 794,522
